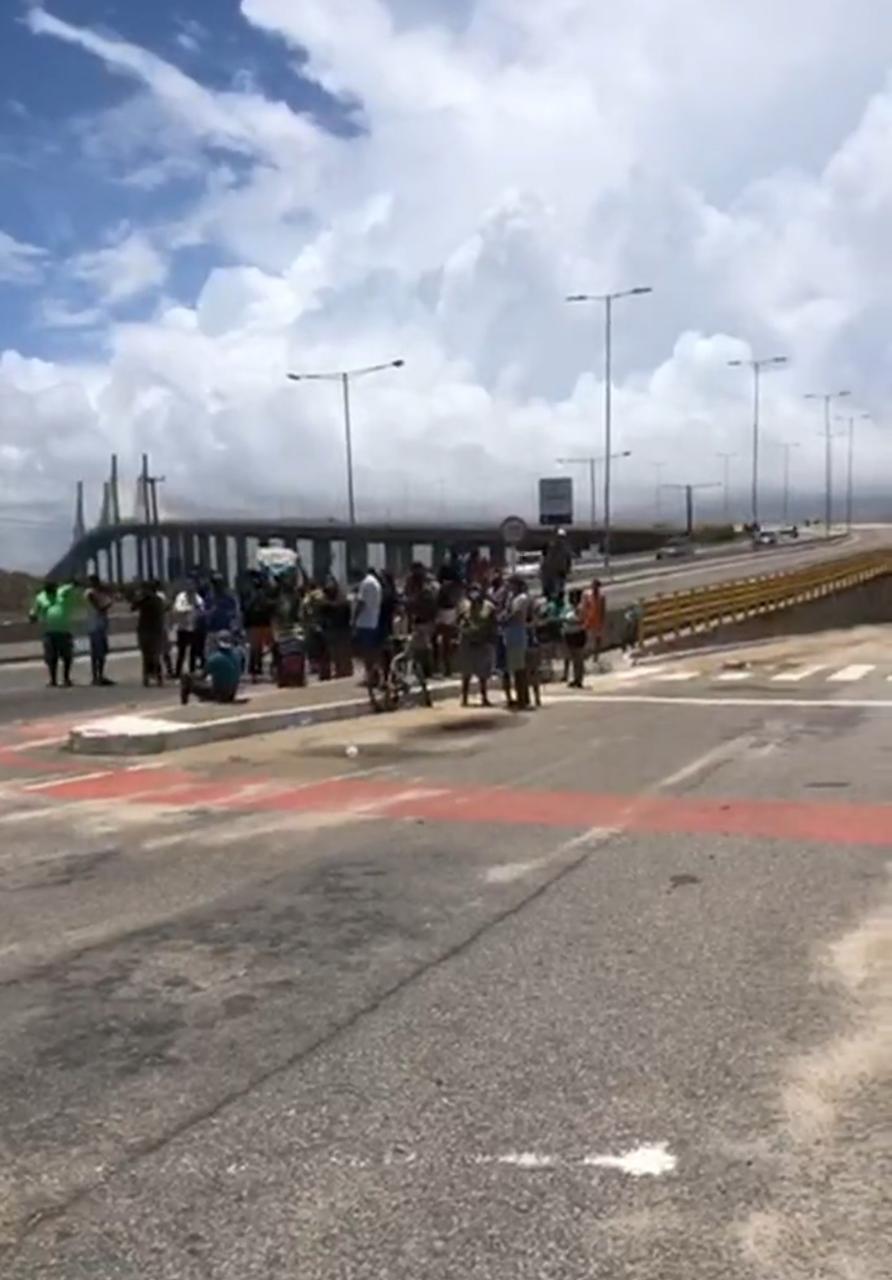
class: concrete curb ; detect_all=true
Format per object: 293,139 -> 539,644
68,681 -> 461,756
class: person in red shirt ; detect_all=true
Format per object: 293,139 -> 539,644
581,578 -> 606,668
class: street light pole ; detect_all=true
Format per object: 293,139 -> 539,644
556,451 -> 632,531
287,359 -> 405,525
728,354 -> 788,527
836,412 -> 870,533
805,390 -> 850,536
567,286 -> 652,570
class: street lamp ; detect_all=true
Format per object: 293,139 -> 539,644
567,286 -> 653,569
835,411 -> 871,532
556,451 -> 632,530
287,359 -> 405,525
804,390 -> 851,536
728,354 -> 788,527
715,452 -> 737,522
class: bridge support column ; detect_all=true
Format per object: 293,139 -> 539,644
431,540 -> 448,570
235,536 -> 248,583
312,539 -> 332,584
103,546 -> 113,584
384,540 -> 413,578
214,534 -> 230,585
136,537 -> 146,582
346,537 -> 367,583
114,536 -> 124,586
197,534 -> 211,574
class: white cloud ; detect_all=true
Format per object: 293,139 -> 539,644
0,229 -> 46,284
4,0 -> 892,570
69,227 -> 169,307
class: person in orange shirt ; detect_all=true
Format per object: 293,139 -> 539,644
581,578 -> 606,669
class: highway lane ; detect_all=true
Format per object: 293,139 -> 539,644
0,683 -> 888,1276
0,529 -> 880,728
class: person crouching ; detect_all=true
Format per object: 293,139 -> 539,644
180,631 -> 241,705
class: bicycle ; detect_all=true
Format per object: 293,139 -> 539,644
368,636 -> 433,712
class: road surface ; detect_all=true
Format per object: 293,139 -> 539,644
0,634 -> 889,1278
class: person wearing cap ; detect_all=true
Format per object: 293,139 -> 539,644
180,630 -> 242,705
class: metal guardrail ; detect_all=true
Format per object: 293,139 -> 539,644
638,551 -> 892,646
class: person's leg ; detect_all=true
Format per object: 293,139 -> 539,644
572,650 -> 585,688
514,667 -> 530,709
60,633 -> 74,686
89,631 -> 101,684
479,676 -> 491,707
461,674 -> 471,706
175,631 -> 188,678
43,634 -> 59,686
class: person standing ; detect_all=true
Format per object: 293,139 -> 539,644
131,580 -> 167,687
404,562 -> 438,678
317,578 -> 353,680
241,571 -> 275,681
353,567 -> 383,688
582,577 -> 606,671
29,579 -> 82,687
85,574 -> 115,686
171,579 -> 203,677
457,585 -> 497,707
562,588 -> 587,688
541,528 -> 573,600
501,575 -> 531,709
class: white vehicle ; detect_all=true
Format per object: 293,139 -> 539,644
515,551 -> 541,580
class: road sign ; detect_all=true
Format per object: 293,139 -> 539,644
500,515 -> 528,546
539,476 -> 573,527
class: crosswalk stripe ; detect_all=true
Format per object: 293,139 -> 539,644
827,664 -> 876,683
615,666 -> 668,681
653,671 -> 700,683
715,671 -> 753,683
771,665 -> 828,683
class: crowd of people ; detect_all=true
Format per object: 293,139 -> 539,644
28,536 -> 636,710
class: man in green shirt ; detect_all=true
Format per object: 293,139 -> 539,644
29,580 -> 82,687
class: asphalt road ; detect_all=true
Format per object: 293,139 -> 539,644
0,677 -> 888,1277
0,530 -> 874,729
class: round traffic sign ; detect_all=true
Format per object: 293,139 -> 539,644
500,515 -> 528,546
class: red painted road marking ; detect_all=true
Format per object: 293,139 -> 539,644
16,770 -> 892,848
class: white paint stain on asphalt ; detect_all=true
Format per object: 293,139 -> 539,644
487,1153 -> 557,1169
584,1143 -> 678,1177
485,859 -> 545,884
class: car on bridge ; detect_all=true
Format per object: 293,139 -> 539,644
655,536 -> 694,561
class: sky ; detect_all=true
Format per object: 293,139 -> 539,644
2,0 -> 892,569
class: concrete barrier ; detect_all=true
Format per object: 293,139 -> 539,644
68,682 -> 461,756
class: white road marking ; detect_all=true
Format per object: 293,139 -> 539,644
826,664 -> 875,683
771,665 -> 828,683
653,671 -> 700,683
584,1143 -> 677,1177
715,670 -> 753,682
21,770 -> 112,792
653,737 -> 749,791
557,693 -> 892,710
614,666 -> 668,681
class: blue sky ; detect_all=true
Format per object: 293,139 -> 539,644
0,0 -> 356,356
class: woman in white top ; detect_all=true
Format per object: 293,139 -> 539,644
171,582 -> 203,677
